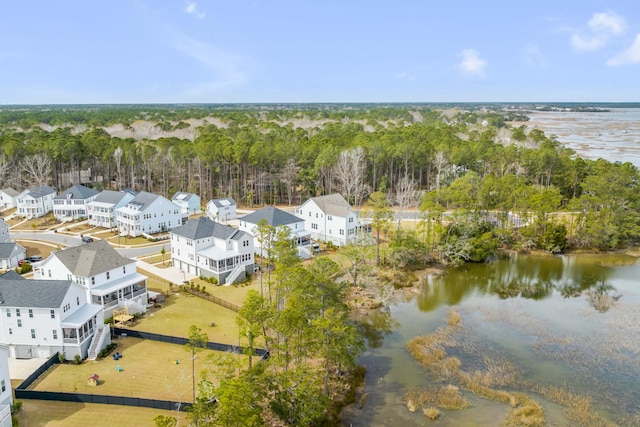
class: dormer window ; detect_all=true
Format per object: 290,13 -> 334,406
106,272 -> 110,280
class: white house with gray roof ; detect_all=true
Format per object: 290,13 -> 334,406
206,197 -> 237,223
35,240 -> 148,318
16,184 -> 56,219
53,184 -> 100,221
0,188 -> 18,212
87,190 -> 136,228
172,192 -> 201,216
0,220 -> 25,270
0,271 -> 108,361
170,217 -> 254,285
0,345 -> 12,426
296,193 -> 369,247
239,206 -> 312,259
115,191 -> 182,237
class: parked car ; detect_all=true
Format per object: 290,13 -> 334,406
26,256 -> 43,263
81,236 -> 94,243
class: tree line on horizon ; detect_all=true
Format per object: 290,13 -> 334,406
0,105 -> 637,252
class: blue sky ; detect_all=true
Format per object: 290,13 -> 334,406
1,1 -> 640,104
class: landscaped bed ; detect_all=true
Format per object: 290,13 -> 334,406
28,337 -> 248,401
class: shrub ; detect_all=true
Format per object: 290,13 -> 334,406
73,354 -> 82,365
10,401 -> 22,414
98,343 -> 118,359
58,353 -> 65,363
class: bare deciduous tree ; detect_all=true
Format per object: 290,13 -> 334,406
21,153 -> 52,187
333,147 -> 369,206
113,147 -> 123,190
0,155 -> 12,186
281,158 -> 298,205
433,150 -> 449,190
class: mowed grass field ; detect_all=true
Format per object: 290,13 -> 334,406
14,401 -> 179,427
29,337 -> 248,401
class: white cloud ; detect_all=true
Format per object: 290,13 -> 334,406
524,44 -> 546,67
184,2 -> 206,19
570,11 -> 627,51
394,71 -> 415,81
589,12 -> 626,35
607,33 -> 640,66
457,49 -> 486,77
169,33 -> 248,95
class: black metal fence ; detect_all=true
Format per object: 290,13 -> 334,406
113,328 -> 267,357
180,286 -> 240,312
14,353 -> 190,411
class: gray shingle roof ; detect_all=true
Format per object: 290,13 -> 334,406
308,193 -> 353,217
54,185 -> 99,200
172,192 -> 198,202
0,188 -> 19,197
0,243 -> 24,259
54,240 -> 132,277
0,276 -> 71,308
92,190 -> 132,205
126,191 -> 161,211
210,197 -> 236,208
172,217 -> 240,240
25,184 -> 56,198
241,206 -> 300,226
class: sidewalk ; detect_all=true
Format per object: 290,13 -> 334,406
136,259 -> 197,284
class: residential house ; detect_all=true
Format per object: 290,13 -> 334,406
172,192 -> 202,216
0,220 -> 25,270
53,185 -> 100,221
115,191 -> 182,237
0,271 -> 109,361
171,217 -> 254,285
87,190 -> 136,228
296,193 -> 370,247
16,185 -> 56,219
239,206 -> 311,259
0,345 -> 12,427
206,197 -> 237,223
0,189 -> 18,212
35,240 -> 148,318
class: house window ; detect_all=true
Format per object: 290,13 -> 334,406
328,215 -> 332,221
349,217 -> 354,223
16,309 -> 20,317
31,329 -> 36,339
123,266 -> 126,274
308,212 -> 311,217
8,328 -> 12,335
53,330 -> 58,340
340,229 -> 345,235
17,319 -> 22,327
76,297 -> 80,305
1,379 -> 5,392
106,272 -> 110,280
5,308 -> 9,317
48,270 -> 51,278
92,277 -> 95,285
311,223 -> 318,230
29,309 -> 33,318
51,309 -> 55,319
316,213 -> 318,218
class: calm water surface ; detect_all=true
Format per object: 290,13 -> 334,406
345,253 -> 640,426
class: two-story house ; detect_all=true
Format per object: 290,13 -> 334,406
0,219 -> 26,270
296,193 -> 369,246
206,197 -> 237,223
115,191 -> 182,237
35,240 -> 148,318
172,192 -> 202,216
16,184 -> 56,219
53,185 -> 100,221
239,206 -> 312,259
0,188 -> 18,212
0,271 -> 108,361
0,345 -> 12,427
87,190 -> 136,228
171,217 -> 254,285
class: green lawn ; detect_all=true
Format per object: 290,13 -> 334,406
130,290 -> 241,345
29,337 -> 247,401
15,400 -> 180,427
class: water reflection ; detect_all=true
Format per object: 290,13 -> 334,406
354,310 -> 399,349
417,253 -> 637,311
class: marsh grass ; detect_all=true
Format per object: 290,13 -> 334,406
423,406 -> 441,420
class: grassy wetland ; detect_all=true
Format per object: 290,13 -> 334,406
344,253 -> 640,426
